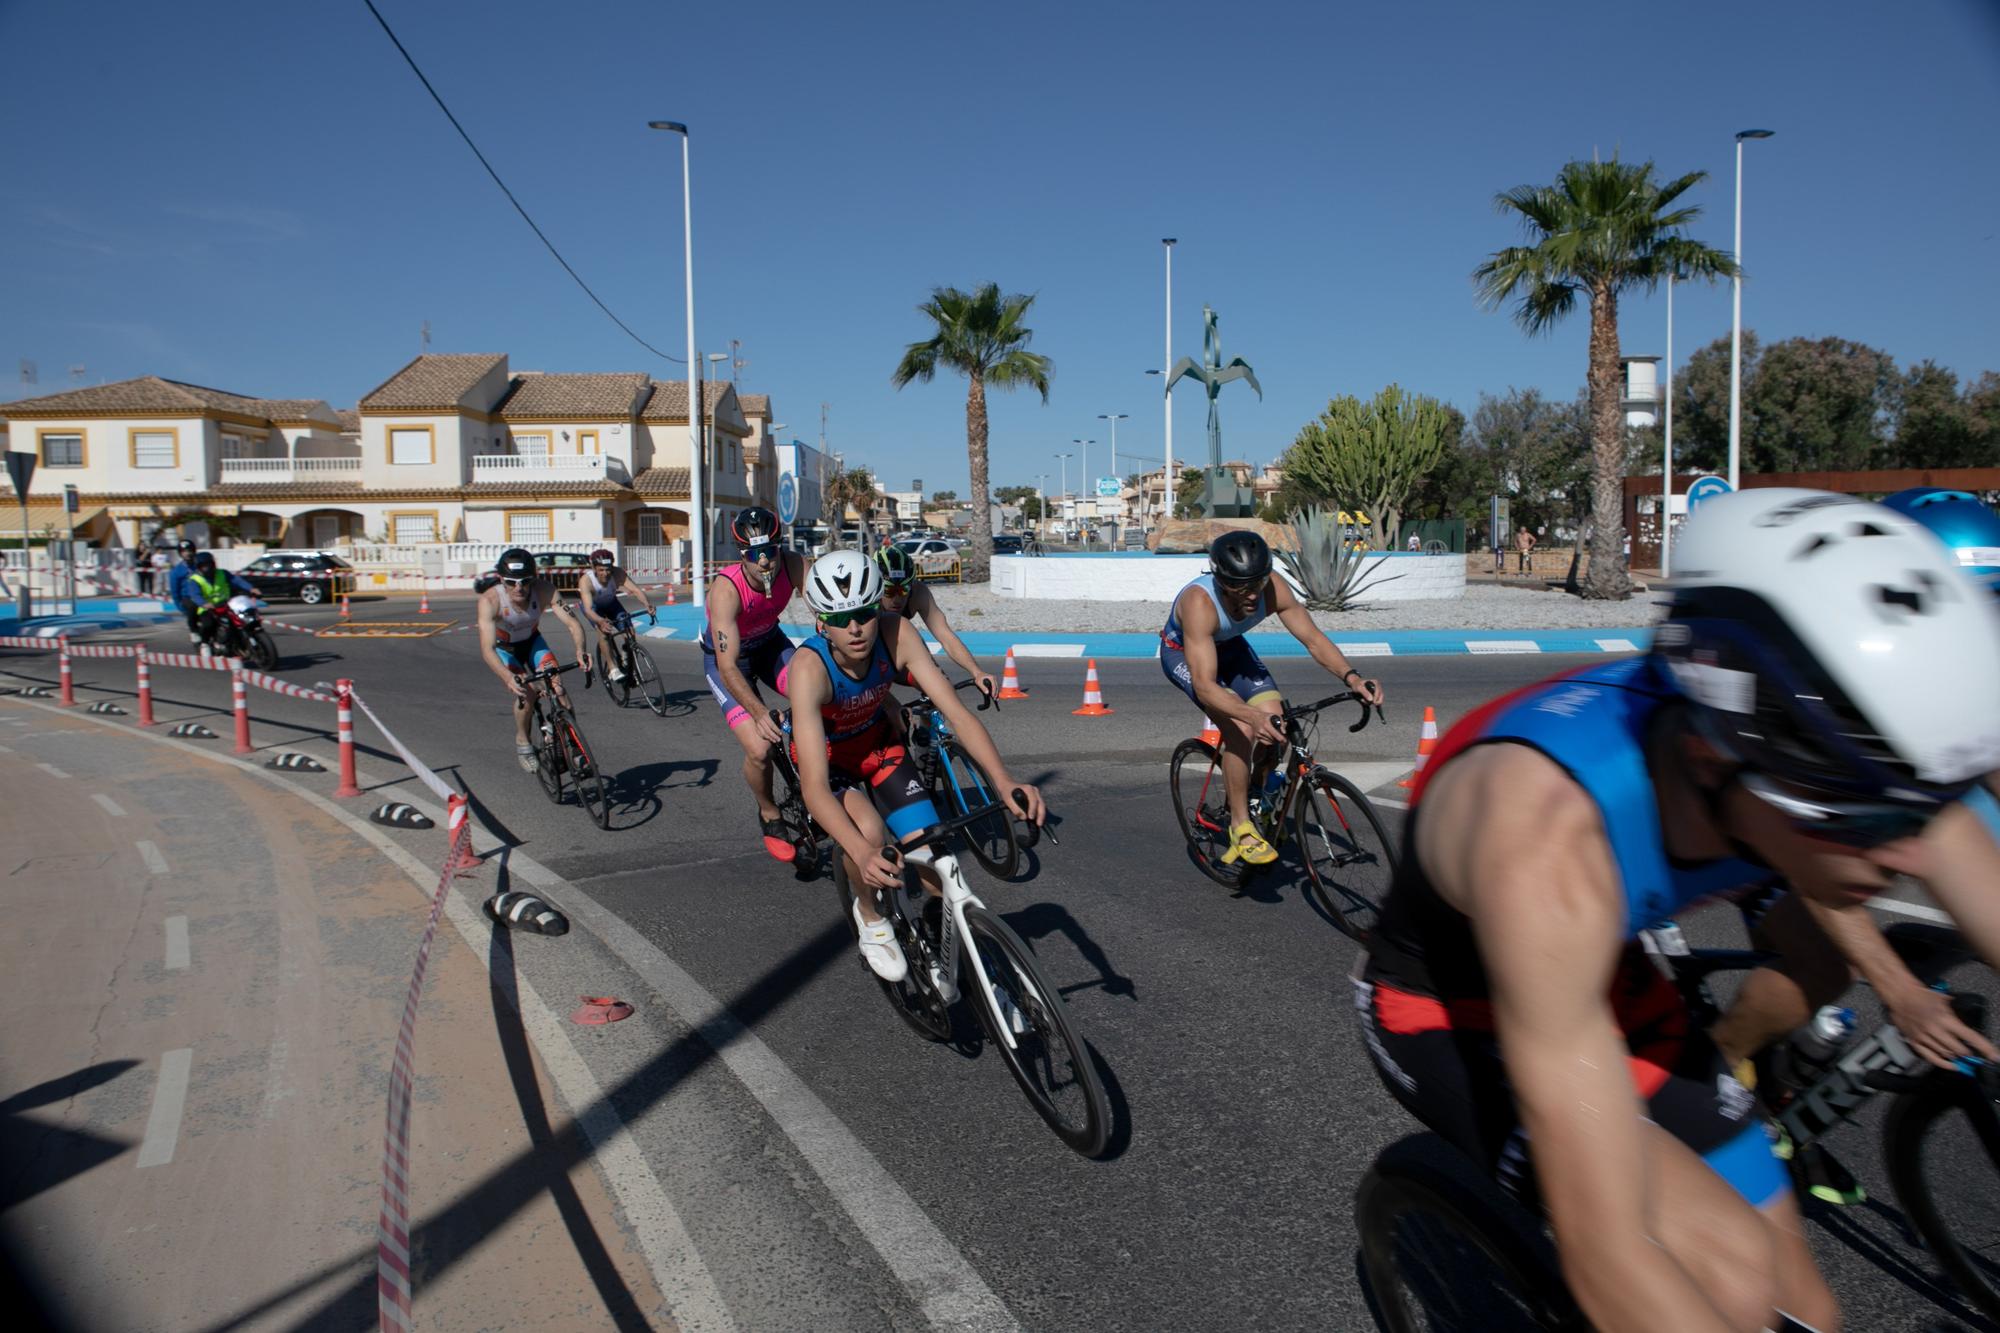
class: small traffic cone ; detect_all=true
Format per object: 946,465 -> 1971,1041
1198,719 -> 1222,748
418,590 -> 431,615
1071,659 -> 1114,716
1397,706 -> 1439,789
997,647 -> 1029,699
340,593 -> 352,620
666,582 -> 677,606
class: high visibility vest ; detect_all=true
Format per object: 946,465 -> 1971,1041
192,568 -> 233,606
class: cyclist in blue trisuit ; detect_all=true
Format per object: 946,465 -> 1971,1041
785,549 -> 1043,982
577,547 -> 656,683
1160,530 -> 1383,867
1356,490 -> 2000,1333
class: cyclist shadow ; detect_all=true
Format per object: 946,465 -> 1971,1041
602,759 -> 720,830
1807,1194 -> 1998,1331
654,688 -> 705,719
1000,902 -> 1137,1003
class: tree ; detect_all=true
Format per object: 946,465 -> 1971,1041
1666,331 -> 1747,474
1747,336 -> 1896,473
930,489 -> 958,505
1280,384 -> 1455,548
1893,359 -> 1978,468
891,283 -> 1053,583
1173,468 -> 1207,519
1475,157 -> 1737,598
823,467 -> 880,545
1463,388 -> 1591,538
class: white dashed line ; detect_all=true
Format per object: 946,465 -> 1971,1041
1595,638 -> 1640,653
136,840 -> 169,876
1869,896 -> 1952,925
36,762 -> 70,779
164,916 -> 190,970
1008,643 -> 1086,658
93,793 -> 128,818
1466,640 -> 1542,655
1333,642 -> 1395,657
137,1049 -> 194,1168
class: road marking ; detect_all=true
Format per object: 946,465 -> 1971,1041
1869,896 -> 1951,925
1008,643 -> 1086,658
1595,638 -> 1640,653
1372,794 -> 1410,810
641,626 -> 679,639
93,793 -> 128,818
0,744 -> 11,753
1327,761 -> 1415,793
164,915 -> 190,970
37,762 -> 70,779
136,840 -> 169,876
1333,641 -> 1395,657
137,1048 -> 194,1168
1466,640 -> 1541,654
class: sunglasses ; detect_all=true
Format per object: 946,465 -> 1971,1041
740,546 -> 776,563
819,603 -> 881,628
1738,772 -> 1936,849
499,575 -> 531,588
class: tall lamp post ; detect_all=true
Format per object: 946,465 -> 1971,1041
1097,413 -> 1127,529
1663,275 -> 1675,576
1728,128 -> 1774,491
1072,438 -> 1094,532
1162,238 -> 1176,519
648,119 -> 704,601
1054,452 -> 1072,538
705,350 -> 728,535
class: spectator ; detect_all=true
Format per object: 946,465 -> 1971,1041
150,548 -> 171,599
1515,526 -> 1537,574
1406,533 -> 1422,551
136,550 -> 154,596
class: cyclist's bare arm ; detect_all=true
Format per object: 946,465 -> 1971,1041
1177,590 -> 1284,744
706,577 -> 780,742
785,650 -> 899,888
1421,746 -> 1739,1333
1267,576 -> 1381,703
909,583 -> 989,687
891,618 -> 1041,825
475,594 -> 523,694
577,574 -> 616,632
623,569 -> 655,616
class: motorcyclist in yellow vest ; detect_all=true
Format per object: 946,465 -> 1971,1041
189,552 -> 256,652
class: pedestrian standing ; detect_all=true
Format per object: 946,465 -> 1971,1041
136,550 -> 154,596
1515,526 -> 1538,574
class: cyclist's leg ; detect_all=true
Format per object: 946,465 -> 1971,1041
706,647 -> 782,823
838,781 -> 893,920
860,739 -> 946,892
1710,889 -> 1850,1069
493,642 -> 537,763
1162,638 -> 1278,841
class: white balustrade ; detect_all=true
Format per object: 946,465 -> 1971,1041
220,456 -> 363,481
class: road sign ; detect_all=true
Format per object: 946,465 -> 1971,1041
1685,474 -> 1733,513
1095,476 -> 1120,498
777,471 -> 798,524
4,449 -> 33,499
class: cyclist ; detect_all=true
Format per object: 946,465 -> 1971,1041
1160,530 -> 1384,866
701,506 -> 810,861
187,551 -> 258,653
577,548 -> 656,683
477,547 -> 588,772
1880,486 -> 2000,598
1354,489 -> 2000,1332
873,545 -> 996,696
786,549 -> 1044,981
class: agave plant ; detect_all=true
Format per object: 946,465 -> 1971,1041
1276,508 -> 1402,611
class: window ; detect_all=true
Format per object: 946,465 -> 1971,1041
40,432 -> 83,467
636,512 -> 662,546
505,510 -> 551,543
221,434 -> 248,460
579,430 -> 598,455
390,513 -> 436,545
131,429 -> 177,468
515,433 -> 549,461
389,427 -> 433,465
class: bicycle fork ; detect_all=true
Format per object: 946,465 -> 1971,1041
905,846 -> 1025,1051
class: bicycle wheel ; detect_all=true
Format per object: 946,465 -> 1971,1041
1297,768 -> 1398,942
962,904 -> 1109,1156
632,644 -> 668,716
1884,1077 -> 2000,1323
560,709 -> 611,829
832,854 -> 954,1041
771,752 -> 823,876
935,740 -> 1019,880
533,717 -> 564,802
1169,738 -> 1246,889
1356,1137 -> 1582,1333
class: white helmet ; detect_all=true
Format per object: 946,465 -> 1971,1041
1655,488 -> 2000,806
804,548 -> 883,615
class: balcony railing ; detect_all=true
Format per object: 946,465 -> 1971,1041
219,457 -> 364,482
470,453 -> 631,485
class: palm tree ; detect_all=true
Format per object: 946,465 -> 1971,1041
891,283 -> 1053,583
823,466 -> 881,546
1474,158 -> 1736,599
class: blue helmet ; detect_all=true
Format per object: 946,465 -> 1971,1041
1879,488 -> 2000,596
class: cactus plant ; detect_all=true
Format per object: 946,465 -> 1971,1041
1276,508 -> 1403,611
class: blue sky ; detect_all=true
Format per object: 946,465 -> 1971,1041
4,0 -> 1997,497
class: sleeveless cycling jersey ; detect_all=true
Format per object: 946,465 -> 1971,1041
700,561 -> 793,656
583,569 -> 625,620
1369,657 -> 1770,1002
804,632 -> 898,742
492,586 -> 542,645
1161,574 -> 1269,648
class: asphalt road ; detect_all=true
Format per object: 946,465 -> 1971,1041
3,591 -> 1990,1332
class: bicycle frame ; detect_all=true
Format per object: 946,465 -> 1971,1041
895,843 -> 1024,1053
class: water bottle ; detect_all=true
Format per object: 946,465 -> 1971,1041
1264,768 -> 1287,798
1781,1005 -> 1856,1087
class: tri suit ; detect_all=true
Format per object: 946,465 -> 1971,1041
1356,657 -> 1791,1208
1159,574 -> 1279,707
792,624 -> 939,840
490,585 -> 559,674
701,562 -> 798,728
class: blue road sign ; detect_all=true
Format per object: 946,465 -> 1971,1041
777,472 -> 798,524
1686,474 -> 1733,513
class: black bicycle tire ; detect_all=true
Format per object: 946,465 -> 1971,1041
532,704 -> 565,803
1296,768 -> 1398,942
1356,1137 -> 1583,1333
1169,738 -> 1246,890
1883,1079 -> 2000,1324
936,740 -> 1019,880
771,751 -> 823,876
560,709 -> 611,829
962,905 -> 1109,1156
832,853 -> 954,1041
633,644 -> 669,716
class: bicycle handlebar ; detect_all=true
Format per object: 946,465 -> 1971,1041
518,661 -> 585,684
1282,690 -> 1387,734
883,785 -> 1052,863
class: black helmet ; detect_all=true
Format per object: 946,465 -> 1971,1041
732,507 -> 780,547
496,547 -> 536,579
874,544 -> 916,586
193,551 -> 217,572
1209,531 -> 1272,586
177,539 -> 196,555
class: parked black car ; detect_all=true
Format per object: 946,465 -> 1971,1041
535,550 -> 592,595
991,534 -> 1024,554
238,552 -> 357,605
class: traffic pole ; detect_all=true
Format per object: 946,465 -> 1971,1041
230,664 -> 253,755
136,649 -> 156,727
58,636 -> 75,707
334,678 -> 361,797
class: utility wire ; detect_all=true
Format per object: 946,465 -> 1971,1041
360,0 -> 684,363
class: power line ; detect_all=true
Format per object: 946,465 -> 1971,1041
360,0 -> 683,364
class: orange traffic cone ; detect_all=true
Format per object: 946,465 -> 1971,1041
997,647 -> 1029,700
340,593 -> 352,620
1397,706 -> 1439,789
418,590 -> 431,615
666,582 -> 677,606
1071,659 -> 1114,716
1198,719 -> 1222,747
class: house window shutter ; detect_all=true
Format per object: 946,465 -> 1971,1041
389,428 -> 430,464
132,431 -> 175,468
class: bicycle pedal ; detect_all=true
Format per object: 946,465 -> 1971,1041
929,968 -> 960,1005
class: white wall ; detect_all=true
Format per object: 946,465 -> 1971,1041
12,414 -> 214,496
990,553 -> 1465,603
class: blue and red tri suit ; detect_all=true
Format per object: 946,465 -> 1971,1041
792,622 -> 940,841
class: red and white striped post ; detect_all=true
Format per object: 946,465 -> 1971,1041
335,678 -> 361,797
136,649 -> 156,727
230,664 -> 253,755
57,637 -> 75,707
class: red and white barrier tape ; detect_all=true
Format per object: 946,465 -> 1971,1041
347,689 -> 458,805
0,634 -> 65,648
240,670 -> 337,704
67,643 -> 143,659
144,651 -> 241,671
375,793 -> 473,1331
262,618 -> 323,635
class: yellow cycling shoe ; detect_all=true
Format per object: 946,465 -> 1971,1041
1221,820 -> 1278,866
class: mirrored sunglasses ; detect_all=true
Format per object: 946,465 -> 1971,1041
819,603 -> 881,628
1738,772 -> 1936,849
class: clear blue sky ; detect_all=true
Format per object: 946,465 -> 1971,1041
4,0 -> 1997,497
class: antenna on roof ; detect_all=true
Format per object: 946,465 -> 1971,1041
69,364 -> 87,385
18,360 -> 35,385
730,338 -> 746,385
421,319 -> 431,354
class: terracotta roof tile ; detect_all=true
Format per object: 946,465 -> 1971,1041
640,380 -> 733,421
631,467 -> 690,498
0,376 -> 297,418
461,478 -> 628,497
497,372 -> 650,419
335,408 -> 360,434
739,393 -> 771,417
359,354 -> 507,411
211,481 -> 368,499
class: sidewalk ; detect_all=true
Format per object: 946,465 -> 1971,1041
0,704 -> 668,1331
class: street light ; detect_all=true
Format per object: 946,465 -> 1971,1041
1072,439 -> 1094,530
1729,128 -> 1774,491
1162,238 -> 1176,519
1663,274 -> 1675,576
1054,452 -> 1072,537
648,119 -> 704,601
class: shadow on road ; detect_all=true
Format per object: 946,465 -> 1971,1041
1003,902 -> 1136,1002
0,1060 -> 140,1209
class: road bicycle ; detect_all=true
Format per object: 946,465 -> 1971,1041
832,795 -> 1107,1156
517,662 -> 610,830
902,677 -> 1036,880
1355,919 -> 1999,1331
596,612 -> 667,716
1168,691 -> 1396,939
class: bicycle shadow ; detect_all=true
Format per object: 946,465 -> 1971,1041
1000,902 -> 1136,1002
0,1059 -> 140,1209
1808,1193 -> 1997,1331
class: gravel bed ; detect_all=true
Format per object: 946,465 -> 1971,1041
923,581 -> 1669,635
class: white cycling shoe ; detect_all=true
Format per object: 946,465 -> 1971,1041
851,897 -> 908,983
